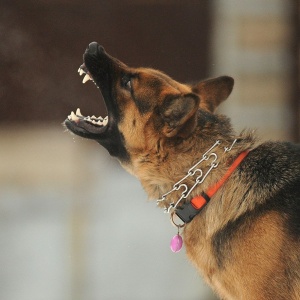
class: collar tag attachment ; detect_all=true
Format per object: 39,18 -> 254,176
170,212 -> 185,252
176,192 -> 210,223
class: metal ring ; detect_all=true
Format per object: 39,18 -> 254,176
170,211 -> 185,228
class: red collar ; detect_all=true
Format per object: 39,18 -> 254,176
175,150 -> 250,223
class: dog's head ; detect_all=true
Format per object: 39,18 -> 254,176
65,42 -> 234,164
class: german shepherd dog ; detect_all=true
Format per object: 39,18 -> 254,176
65,42 -> 300,299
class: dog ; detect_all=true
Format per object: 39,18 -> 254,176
65,42 -> 300,299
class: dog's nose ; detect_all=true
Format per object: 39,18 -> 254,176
87,42 -> 105,55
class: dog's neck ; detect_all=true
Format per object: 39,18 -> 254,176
122,111 -> 256,208
156,139 -> 240,213
130,131 -> 255,205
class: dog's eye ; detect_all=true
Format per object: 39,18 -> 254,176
121,75 -> 132,91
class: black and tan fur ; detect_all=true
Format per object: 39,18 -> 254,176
65,42 -> 300,300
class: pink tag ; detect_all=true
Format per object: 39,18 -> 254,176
170,234 -> 183,252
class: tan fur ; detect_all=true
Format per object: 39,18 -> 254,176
114,69 -> 300,299
66,45 -> 300,299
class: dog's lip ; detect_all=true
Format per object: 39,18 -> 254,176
65,107 -> 108,137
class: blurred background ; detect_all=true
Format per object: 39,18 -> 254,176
0,1 -> 299,300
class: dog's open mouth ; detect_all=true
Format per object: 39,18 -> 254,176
65,62 -> 109,138
65,42 -> 130,160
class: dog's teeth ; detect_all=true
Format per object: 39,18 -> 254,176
78,68 -> 81,73
82,74 -> 91,83
97,120 -> 103,126
68,115 -> 71,120
84,116 -> 92,124
76,108 -> 82,116
71,111 -> 79,121
103,117 -> 108,126
91,115 -> 96,119
79,69 -> 85,76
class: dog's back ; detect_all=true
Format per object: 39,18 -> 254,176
184,141 -> 300,299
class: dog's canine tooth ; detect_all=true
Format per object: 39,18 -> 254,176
77,68 -> 81,73
79,69 -> 85,76
76,108 -> 82,116
70,111 -> 79,121
82,74 -> 90,83
103,117 -> 108,126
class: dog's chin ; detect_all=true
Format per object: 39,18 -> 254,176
64,114 -> 130,161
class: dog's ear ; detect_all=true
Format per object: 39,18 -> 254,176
160,93 -> 200,138
193,76 -> 234,112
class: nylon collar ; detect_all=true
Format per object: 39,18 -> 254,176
175,150 -> 250,224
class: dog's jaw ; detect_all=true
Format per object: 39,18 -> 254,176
64,42 -> 130,161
